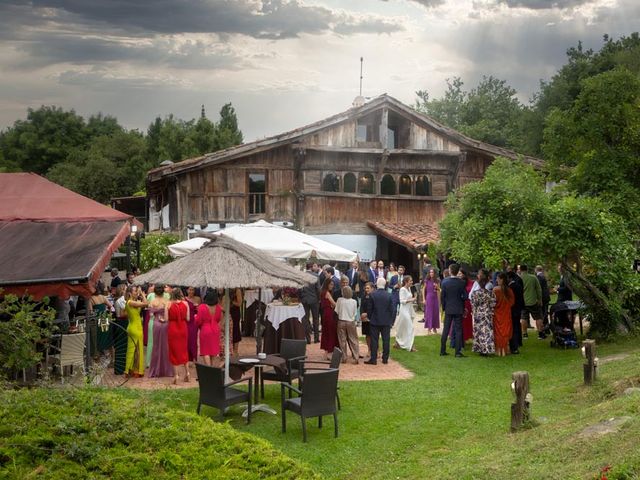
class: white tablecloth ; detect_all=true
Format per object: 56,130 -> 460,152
264,303 -> 306,331
245,289 -> 274,306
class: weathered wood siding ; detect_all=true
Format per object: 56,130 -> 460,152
458,153 -> 492,187
303,196 -> 445,227
304,120 -> 357,147
409,124 -> 461,151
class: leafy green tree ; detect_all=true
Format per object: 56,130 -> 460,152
542,67 -> 640,232
439,158 -> 640,337
214,103 -> 243,150
526,33 -> 640,155
188,116 -> 217,155
47,130 -> 148,203
0,106 -> 87,175
415,76 -> 528,152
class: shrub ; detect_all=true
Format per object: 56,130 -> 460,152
0,387 -> 320,479
139,233 -> 180,272
0,292 -> 55,378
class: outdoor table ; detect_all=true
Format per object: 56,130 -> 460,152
262,303 -> 306,354
229,354 -> 288,416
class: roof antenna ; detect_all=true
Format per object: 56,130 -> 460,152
353,57 -> 365,107
359,56 -> 363,96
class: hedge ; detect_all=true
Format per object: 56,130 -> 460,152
0,387 -> 320,479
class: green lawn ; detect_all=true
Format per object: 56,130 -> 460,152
140,334 -> 640,480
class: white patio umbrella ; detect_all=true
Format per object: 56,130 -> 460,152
167,220 -> 357,261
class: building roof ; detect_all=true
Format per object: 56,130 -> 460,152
367,221 -> 440,252
0,173 -> 139,299
0,173 -> 137,223
148,94 -> 543,182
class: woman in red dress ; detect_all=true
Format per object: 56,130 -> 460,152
320,277 -> 338,359
493,272 -> 515,357
166,287 -> 190,384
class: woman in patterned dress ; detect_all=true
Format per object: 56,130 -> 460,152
471,270 -> 496,356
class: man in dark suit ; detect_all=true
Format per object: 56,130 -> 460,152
300,263 -> 321,343
367,260 -> 377,284
365,277 -> 394,365
345,261 -> 360,290
440,263 -> 468,357
389,265 -> 405,316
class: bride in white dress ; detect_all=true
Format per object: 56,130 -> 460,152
394,275 -> 417,352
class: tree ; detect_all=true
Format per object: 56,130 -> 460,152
542,67 -> 640,232
527,33 -> 640,156
214,103 -> 243,150
0,106 -> 87,175
415,76 -> 528,152
47,130 -> 148,203
439,158 -> 640,337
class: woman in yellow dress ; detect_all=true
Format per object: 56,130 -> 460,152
125,285 -> 148,377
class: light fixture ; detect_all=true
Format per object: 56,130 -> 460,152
131,224 -> 138,234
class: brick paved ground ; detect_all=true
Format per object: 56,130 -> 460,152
124,309 -> 439,390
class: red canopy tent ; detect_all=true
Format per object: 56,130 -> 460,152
0,173 -> 141,299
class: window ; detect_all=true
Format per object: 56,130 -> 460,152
343,173 -> 356,193
248,173 -> 266,214
380,174 -> 396,195
399,175 -> 412,195
415,175 -> 431,196
322,173 -> 340,192
359,173 -> 374,194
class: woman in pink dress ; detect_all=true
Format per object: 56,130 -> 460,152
320,278 -> 338,359
185,286 -> 201,364
167,288 -> 190,384
148,285 -> 174,378
195,290 -> 222,366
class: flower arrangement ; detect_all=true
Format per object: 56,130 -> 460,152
281,287 -> 299,305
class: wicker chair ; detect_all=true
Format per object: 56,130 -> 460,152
195,363 -> 252,423
299,347 -> 343,409
260,338 -> 306,399
281,368 -> 339,442
48,333 -> 86,380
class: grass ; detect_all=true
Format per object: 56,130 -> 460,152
4,334 -> 638,479
141,334 -> 640,480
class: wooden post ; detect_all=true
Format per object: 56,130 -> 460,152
583,339 -> 597,385
511,371 -> 530,432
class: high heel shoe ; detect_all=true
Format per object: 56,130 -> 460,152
184,372 -> 191,382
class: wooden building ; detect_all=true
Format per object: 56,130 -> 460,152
146,94 -> 541,272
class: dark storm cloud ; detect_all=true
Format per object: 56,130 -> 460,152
22,0 -> 403,38
11,32 -> 246,70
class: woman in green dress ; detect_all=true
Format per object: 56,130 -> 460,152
125,285 -> 148,377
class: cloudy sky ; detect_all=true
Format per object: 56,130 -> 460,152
0,0 -> 638,141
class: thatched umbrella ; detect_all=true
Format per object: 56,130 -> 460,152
135,234 -> 315,379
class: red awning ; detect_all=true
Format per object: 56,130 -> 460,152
0,220 -> 131,299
